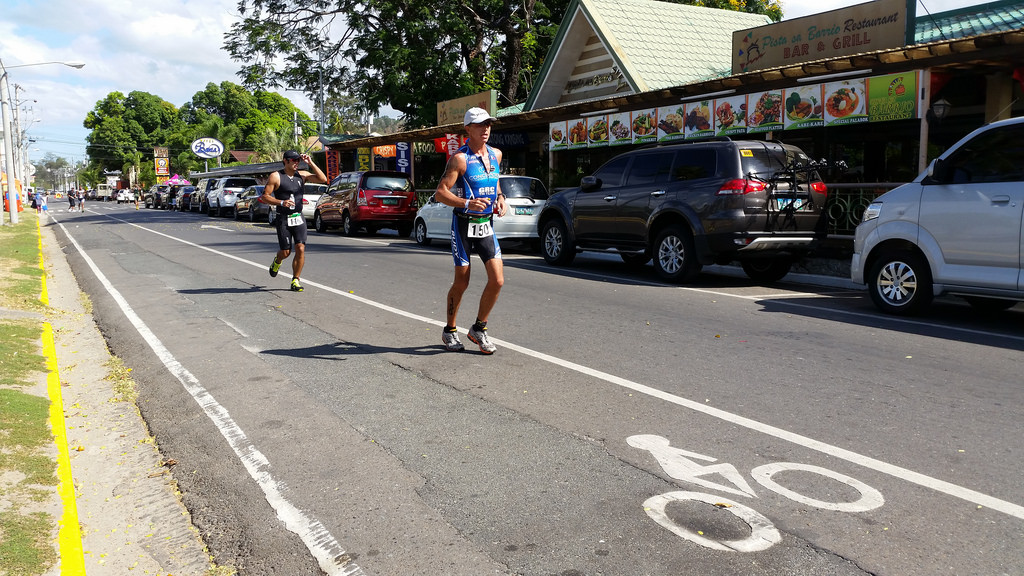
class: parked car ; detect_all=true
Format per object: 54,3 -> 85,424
144,185 -> 169,209
207,177 -> 258,217
851,116 -> 1024,315
116,189 -> 136,204
234,185 -> 274,223
191,178 -> 219,213
414,175 -> 550,248
161,185 -> 190,210
313,171 -> 417,236
537,139 -> 828,283
175,186 -> 196,212
301,182 -> 327,223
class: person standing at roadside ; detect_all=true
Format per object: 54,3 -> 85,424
134,187 -> 141,210
262,150 -> 327,292
433,107 -> 507,354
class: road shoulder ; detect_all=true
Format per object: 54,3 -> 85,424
40,218 -> 215,576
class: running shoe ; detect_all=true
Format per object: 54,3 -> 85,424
290,278 -> 303,292
467,325 -> 496,354
269,257 -> 281,277
442,330 -> 464,352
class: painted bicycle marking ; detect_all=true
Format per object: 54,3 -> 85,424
628,434 -> 884,552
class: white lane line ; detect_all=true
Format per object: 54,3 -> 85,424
93,216 -> 1024,520
52,217 -> 365,576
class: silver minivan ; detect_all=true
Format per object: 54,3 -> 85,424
851,116 -> 1024,315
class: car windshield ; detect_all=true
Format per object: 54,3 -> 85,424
364,175 -> 412,192
500,177 -> 549,200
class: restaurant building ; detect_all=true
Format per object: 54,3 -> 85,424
327,0 -> 1024,236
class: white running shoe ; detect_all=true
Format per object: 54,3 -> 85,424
442,330 -> 465,352
467,325 -> 496,354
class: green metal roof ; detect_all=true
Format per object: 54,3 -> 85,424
526,0 -> 771,110
587,0 -> 771,89
915,0 -> 1024,43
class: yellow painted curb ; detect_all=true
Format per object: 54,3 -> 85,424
38,218 -> 87,575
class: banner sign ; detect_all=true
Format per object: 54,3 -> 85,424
356,147 -> 372,171
155,157 -> 170,176
396,142 -> 412,176
549,70 -> 919,149
153,146 -> 169,158
325,150 -> 340,182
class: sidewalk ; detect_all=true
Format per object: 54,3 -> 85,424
34,215 -> 217,575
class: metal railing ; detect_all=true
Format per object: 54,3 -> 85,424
823,183 -> 903,237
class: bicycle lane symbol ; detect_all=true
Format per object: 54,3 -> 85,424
627,434 -> 885,553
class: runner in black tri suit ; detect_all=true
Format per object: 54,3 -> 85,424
261,150 -> 328,292
432,107 -> 508,354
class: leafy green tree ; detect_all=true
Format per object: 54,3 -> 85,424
224,0 -> 781,128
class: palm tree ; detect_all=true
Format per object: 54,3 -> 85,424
252,125 -> 295,164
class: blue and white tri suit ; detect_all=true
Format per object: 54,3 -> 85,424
450,143 -> 502,266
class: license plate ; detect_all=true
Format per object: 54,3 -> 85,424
514,206 -> 533,216
381,197 -> 400,206
775,198 -> 804,211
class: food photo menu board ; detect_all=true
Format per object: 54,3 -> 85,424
657,105 -> 686,142
714,94 -> 747,137
609,112 -> 633,146
822,78 -> 867,126
549,120 -> 567,150
545,71 -> 920,149
684,100 -> 714,139
631,109 -> 658,144
588,115 -> 609,147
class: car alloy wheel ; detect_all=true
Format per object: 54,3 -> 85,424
314,213 -> 326,233
541,219 -> 575,266
414,220 -> 430,245
868,250 -> 932,315
342,213 -> 355,236
652,226 -> 700,283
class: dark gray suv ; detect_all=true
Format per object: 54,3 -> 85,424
538,139 -> 829,283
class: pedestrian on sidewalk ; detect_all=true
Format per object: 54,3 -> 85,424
261,150 -> 328,292
433,107 -> 508,354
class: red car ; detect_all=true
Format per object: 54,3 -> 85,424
313,171 -> 417,236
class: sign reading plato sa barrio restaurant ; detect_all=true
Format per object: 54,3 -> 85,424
732,0 -> 912,74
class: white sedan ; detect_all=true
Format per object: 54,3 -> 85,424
414,175 -> 549,248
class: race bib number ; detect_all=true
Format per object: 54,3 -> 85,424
468,220 -> 493,238
286,213 -> 303,227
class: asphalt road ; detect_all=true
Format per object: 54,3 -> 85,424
50,202 -> 1024,576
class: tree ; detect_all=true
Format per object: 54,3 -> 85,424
224,0 -> 571,128
222,1 -> 779,129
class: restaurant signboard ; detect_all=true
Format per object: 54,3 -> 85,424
732,0 -> 912,74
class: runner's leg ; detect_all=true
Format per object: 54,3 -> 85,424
446,265 -> 471,327
476,258 -> 504,324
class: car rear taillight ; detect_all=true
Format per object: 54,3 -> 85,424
717,179 -> 765,195
810,181 -> 828,194
357,189 -> 368,206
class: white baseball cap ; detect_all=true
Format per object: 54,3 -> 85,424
464,107 -> 497,126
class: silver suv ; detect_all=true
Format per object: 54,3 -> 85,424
208,177 -> 258,217
852,116 -> 1024,315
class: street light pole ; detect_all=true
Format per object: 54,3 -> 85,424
0,59 -> 84,225
0,71 -> 18,225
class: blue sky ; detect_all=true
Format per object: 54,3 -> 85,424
1,0 -> 988,168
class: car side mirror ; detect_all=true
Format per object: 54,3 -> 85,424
926,157 -> 949,184
581,175 -> 601,191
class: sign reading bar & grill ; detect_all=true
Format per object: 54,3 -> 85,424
732,0 -> 911,74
